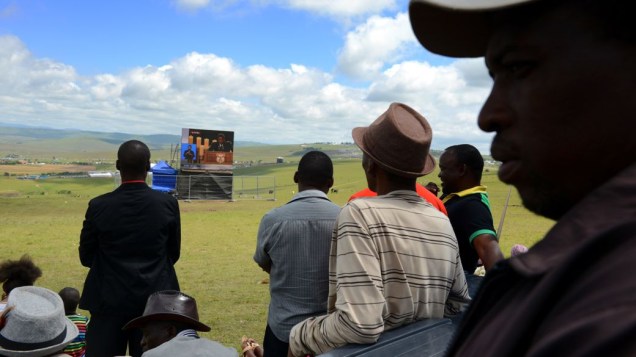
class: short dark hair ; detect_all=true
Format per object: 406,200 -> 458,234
385,170 -> 417,187
445,144 -> 484,181
297,151 -> 333,187
59,287 -> 81,314
117,140 -> 150,175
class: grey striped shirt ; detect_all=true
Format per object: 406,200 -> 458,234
289,190 -> 470,356
254,189 -> 341,342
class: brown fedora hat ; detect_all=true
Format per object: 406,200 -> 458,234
352,102 -> 436,177
123,290 -> 211,332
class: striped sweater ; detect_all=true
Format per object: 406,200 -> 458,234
63,313 -> 89,357
289,190 -> 470,356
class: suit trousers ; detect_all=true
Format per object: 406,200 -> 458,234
85,313 -> 143,357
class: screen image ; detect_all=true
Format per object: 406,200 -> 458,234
180,128 -> 234,172
181,144 -> 197,164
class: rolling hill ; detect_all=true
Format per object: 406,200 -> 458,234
0,125 -> 369,164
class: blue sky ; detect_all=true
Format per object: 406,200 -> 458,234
0,0 -> 493,151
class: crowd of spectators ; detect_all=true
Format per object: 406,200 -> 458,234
2,0 -> 635,355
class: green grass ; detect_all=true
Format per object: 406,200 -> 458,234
0,159 -> 554,351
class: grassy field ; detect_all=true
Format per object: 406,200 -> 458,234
0,164 -> 98,175
0,157 -> 554,351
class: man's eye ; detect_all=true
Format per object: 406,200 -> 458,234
505,61 -> 533,76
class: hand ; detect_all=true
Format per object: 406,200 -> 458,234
241,336 -> 263,357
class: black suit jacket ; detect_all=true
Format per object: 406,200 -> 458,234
210,141 -> 233,152
79,182 -> 181,315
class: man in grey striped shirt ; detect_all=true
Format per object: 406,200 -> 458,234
288,103 -> 470,356
254,151 -> 341,357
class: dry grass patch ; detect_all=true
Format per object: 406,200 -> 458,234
0,191 -> 20,197
0,164 -> 97,175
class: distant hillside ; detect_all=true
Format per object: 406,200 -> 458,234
0,126 -> 265,148
0,125 -> 268,160
0,125 -> 450,165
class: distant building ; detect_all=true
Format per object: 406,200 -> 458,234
276,157 -> 284,164
88,171 -> 114,178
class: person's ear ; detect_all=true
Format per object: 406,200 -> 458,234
326,177 -> 334,189
293,171 -> 299,183
146,161 -> 151,172
458,163 -> 468,177
367,159 -> 377,176
167,325 -> 178,338
115,160 -> 120,171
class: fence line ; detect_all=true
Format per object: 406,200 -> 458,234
147,174 -> 277,201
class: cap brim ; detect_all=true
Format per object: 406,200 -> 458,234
123,313 -> 211,332
409,0 -> 538,57
353,127 -> 436,177
0,317 -> 79,357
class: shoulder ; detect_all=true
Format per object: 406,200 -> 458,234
67,314 -> 89,323
448,193 -> 489,212
343,196 -> 374,213
343,192 -> 441,219
147,188 -> 178,204
88,190 -> 115,204
530,225 -> 636,354
145,335 -> 237,355
260,205 -> 286,224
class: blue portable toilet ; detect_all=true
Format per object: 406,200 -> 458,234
151,160 -> 178,193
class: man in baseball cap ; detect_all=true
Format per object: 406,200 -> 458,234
288,102 -> 470,356
410,0 -> 636,355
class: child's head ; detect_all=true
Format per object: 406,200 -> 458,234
58,287 -> 81,315
0,254 -> 42,298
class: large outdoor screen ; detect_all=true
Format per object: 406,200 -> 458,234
180,128 -> 234,172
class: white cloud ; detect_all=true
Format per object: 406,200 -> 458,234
174,0 -> 211,11
0,35 -> 493,150
365,58 -> 492,149
281,0 -> 397,18
337,12 -> 416,80
173,0 -> 399,19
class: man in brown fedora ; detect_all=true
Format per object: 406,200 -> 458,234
288,102 -> 470,356
124,290 -> 260,356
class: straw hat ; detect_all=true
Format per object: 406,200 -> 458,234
0,286 -> 79,357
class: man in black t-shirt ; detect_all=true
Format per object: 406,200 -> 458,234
439,144 -> 504,297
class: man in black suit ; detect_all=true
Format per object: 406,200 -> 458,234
209,133 -> 233,152
79,140 -> 181,357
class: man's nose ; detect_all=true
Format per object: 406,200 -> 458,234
478,84 -> 512,133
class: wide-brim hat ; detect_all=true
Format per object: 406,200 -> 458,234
352,102 -> 436,178
123,290 -> 211,332
409,0 -> 540,57
0,286 -> 79,357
